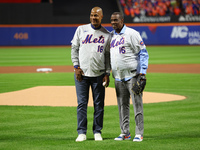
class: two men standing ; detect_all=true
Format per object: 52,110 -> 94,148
71,7 -> 149,142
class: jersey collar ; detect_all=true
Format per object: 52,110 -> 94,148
91,24 -> 102,30
114,24 -> 126,35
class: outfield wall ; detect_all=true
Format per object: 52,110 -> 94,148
0,23 -> 200,46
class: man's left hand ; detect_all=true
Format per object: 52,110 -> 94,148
132,74 -> 146,95
102,74 -> 110,87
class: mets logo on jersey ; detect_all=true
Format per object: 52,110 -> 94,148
82,34 -> 105,44
140,40 -> 145,46
110,37 -> 125,48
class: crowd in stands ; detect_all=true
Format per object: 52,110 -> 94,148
120,0 -> 200,17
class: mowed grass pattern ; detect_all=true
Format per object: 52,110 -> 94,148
147,46 -> 200,64
0,46 -> 200,66
0,47 -> 72,66
0,46 -> 200,150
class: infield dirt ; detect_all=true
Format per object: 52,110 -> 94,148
0,64 -> 200,74
1,64 -> 197,106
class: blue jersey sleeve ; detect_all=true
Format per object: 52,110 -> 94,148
138,48 -> 149,74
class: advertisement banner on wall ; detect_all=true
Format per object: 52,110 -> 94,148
0,26 -> 76,46
130,25 -> 200,45
0,25 -> 199,46
126,15 -> 200,23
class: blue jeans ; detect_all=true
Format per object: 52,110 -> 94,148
74,74 -> 105,134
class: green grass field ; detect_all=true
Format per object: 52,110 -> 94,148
0,46 -> 200,150
0,46 -> 200,66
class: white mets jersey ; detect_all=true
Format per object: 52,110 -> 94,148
110,25 -> 147,80
71,24 -> 111,77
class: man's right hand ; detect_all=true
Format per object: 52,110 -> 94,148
75,68 -> 84,82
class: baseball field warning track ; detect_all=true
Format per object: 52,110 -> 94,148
0,64 -> 200,74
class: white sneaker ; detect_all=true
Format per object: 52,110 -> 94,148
133,134 -> 143,142
75,134 -> 86,142
114,133 -> 131,140
94,133 -> 103,141
114,134 -> 125,141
